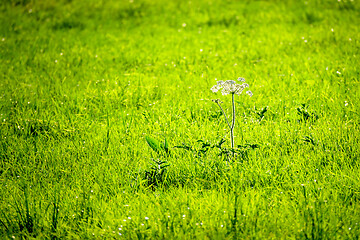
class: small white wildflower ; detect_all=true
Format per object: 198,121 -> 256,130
210,77 -> 253,151
211,78 -> 251,96
145,217 -> 149,220
210,82 -> 222,93
336,71 -> 341,75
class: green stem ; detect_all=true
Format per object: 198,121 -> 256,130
216,102 -> 231,130
215,94 -> 236,156
231,93 -> 236,150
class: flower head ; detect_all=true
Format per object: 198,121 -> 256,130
211,78 -> 252,96
246,90 -> 253,97
210,81 -> 224,93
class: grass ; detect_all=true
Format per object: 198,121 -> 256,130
1,0 -> 360,239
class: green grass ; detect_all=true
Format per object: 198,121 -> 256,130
1,0 -> 360,239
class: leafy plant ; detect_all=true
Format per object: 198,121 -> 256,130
175,139 -> 224,158
297,104 -> 319,123
303,135 -> 316,146
175,139 -> 259,162
143,159 -> 170,189
145,136 -> 170,156
255,106 -> 268,123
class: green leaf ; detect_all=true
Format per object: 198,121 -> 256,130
145,136 -> 171,155
145,136 -> 163,153
164,137 -> 169,152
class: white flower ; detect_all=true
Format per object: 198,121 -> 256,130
226,80 -> 236,84
246,90 -> 253,97
210,85 -> 220,93
211,78 -> 251,96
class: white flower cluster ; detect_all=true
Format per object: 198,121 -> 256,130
211,77 -> 252,96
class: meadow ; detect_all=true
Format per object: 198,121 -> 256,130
1,0 -> 360,239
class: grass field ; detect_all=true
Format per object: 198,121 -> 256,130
1,0 -> 360,239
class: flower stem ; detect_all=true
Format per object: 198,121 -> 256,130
216,102 -> 231,130
215,95 -> 236,156
230,93 -> 235,150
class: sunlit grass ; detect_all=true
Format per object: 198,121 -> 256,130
1,0 -> 360,239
